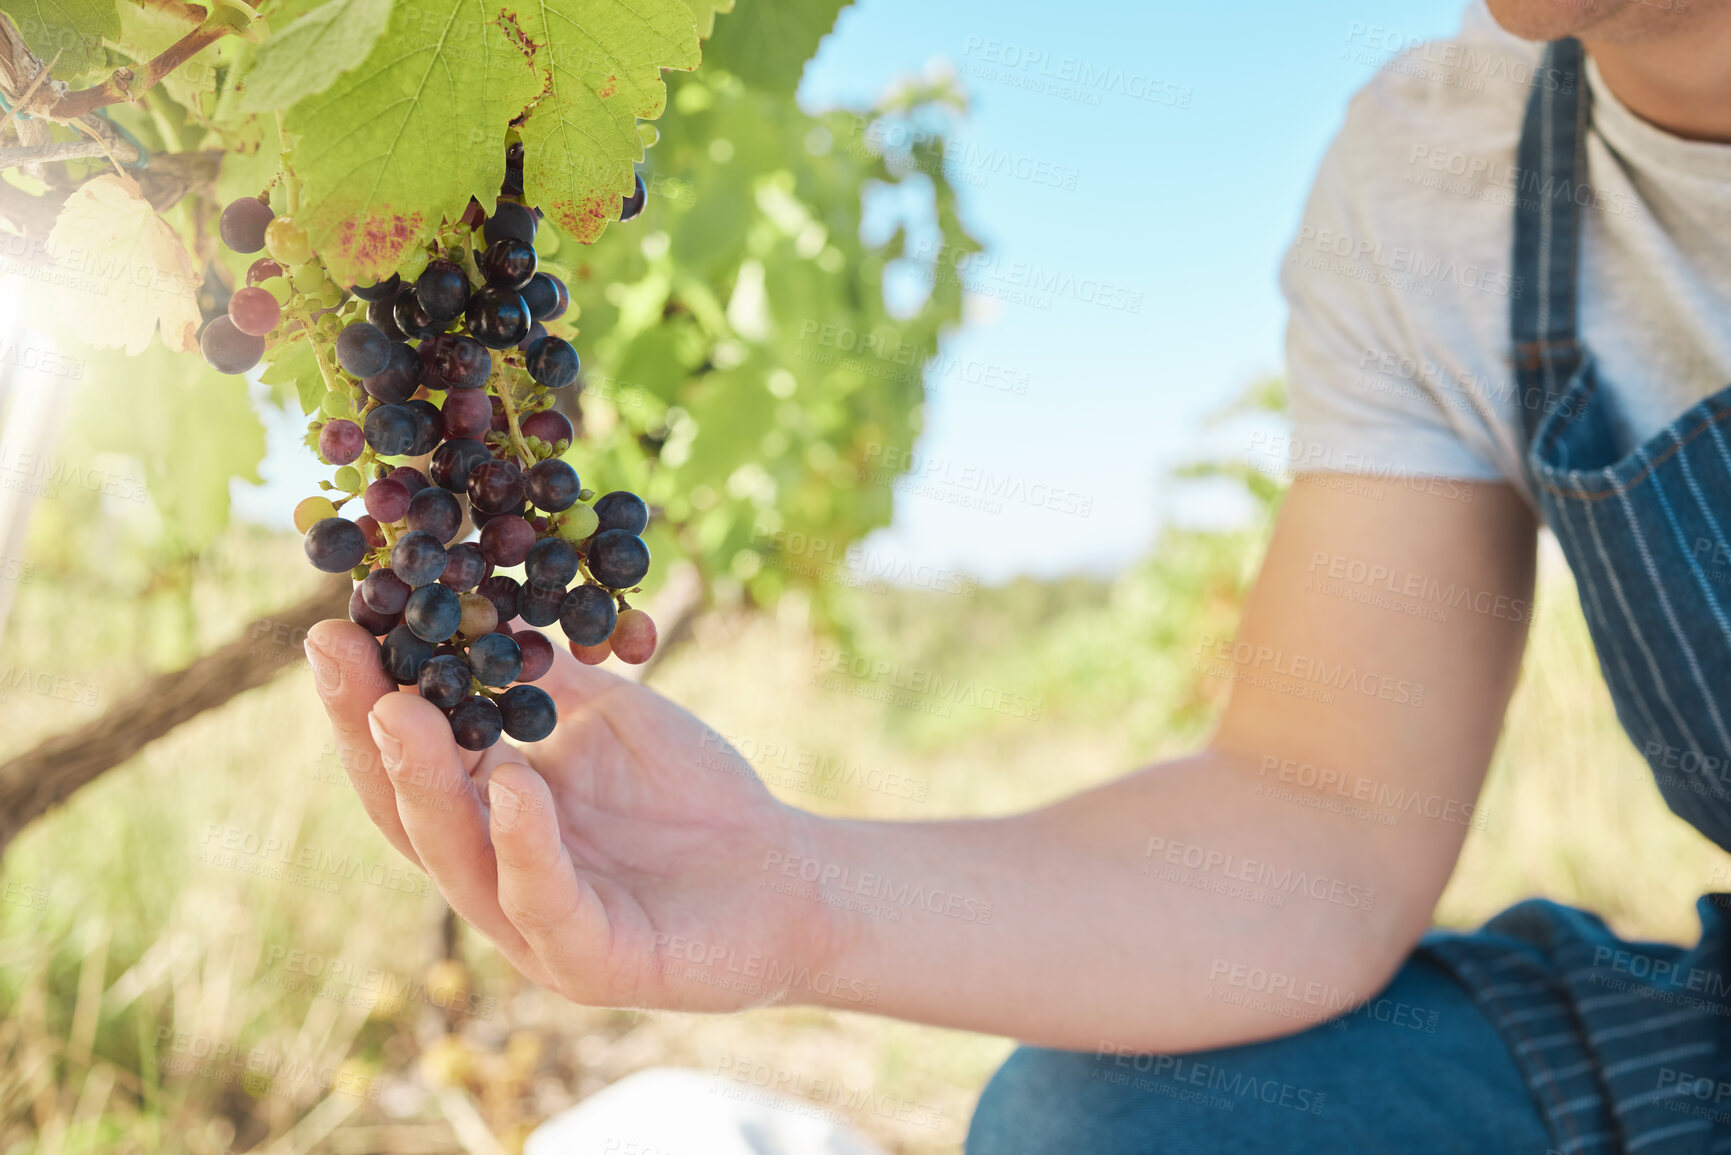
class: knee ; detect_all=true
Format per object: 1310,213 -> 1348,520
966,1045 -> 1125,1155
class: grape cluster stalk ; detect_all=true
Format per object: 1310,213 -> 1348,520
201,145 -> 659,749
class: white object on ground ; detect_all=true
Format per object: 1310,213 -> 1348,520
524,1067 -> 889,1155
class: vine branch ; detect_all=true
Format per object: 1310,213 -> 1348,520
48,23 -> 232,120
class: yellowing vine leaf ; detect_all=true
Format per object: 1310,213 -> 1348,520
283,0 -> 542,285
46,174 -> 201,355
238,0 -> 392,113
513,0 -> 702,243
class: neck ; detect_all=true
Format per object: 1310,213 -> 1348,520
1587,17 -> 1731,143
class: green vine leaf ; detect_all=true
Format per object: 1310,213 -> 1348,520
515,0 -> 702,244
237,0 -> 391,113
283,0 -> 542,285
0,0 -> 119,79
682,0 -> 735,38
701,0 -> 849,94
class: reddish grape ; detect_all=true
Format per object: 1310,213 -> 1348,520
200,316 -> 265,374
467,459 -> 525,514
319,419 -> 364,466
569,638 -> 611,665
441,390 -> 493,440
611,608 -> 657,664
389,466 -> 431,495
514,629 -> 555,682
364,477 -> 412,523
361,569 -> 412,615
355,514 -> 385,548
246,257 -> 283,286
520,408 -> 573,447
479,514 -> 535,566
228,286 -> 281,336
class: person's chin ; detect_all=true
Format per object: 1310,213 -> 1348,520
1482,0 -> 1590,42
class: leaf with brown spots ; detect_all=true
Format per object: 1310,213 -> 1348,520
282,0 -> 541,285
514,0 -> 702,244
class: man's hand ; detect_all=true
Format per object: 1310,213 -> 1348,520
304,618 -> 840,1011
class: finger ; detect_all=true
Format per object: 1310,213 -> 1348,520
489,762 -> 614,994
535,636 -> 633,714
367,691 -> 539,967
304,618 -> 421,869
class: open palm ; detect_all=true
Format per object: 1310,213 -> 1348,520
305,618 -> 838,1010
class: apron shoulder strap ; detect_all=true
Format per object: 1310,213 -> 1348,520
1511,37 -> 1590,442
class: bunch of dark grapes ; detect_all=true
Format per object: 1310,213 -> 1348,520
203,147 -> 658,750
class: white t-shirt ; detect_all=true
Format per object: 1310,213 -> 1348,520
1281,1 -> 1731,511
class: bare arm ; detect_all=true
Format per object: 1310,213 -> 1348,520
785,474 -> 1535,1049
305,473 -> 1534,1050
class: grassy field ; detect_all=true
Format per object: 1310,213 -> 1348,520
2,514 -> 1728,1155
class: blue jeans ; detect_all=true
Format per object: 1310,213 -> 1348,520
965,954 -> 1553,1154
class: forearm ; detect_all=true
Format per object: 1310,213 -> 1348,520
783,748 -> 1437,1051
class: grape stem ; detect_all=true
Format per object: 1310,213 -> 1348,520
490,353 -> 534,468
276,114 -> 300,216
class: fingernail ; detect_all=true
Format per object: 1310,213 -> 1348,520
304,639 -> 341,692
490,779 -> 523,830
367,712 -> 402,772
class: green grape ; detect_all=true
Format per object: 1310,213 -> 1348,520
350,563 -> 371,581
334,465 -> 363,492
558,503 -> 599,541
397,247 -> 431,281
320,391 -> 352,418
314,284 -> 344,309
260,275 -> 293,305
637,122 -> 659,149
265,217 -> 314,266
291,263 -> 326,294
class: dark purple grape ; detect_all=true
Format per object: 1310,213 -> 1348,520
467,632 -> 523,687
403,398 -> 443,456
525,537 -> 580,588
390,529 -> 447,587
389,466 -> 430,495
470,501 -> 530,531
502,142 -> 525,197
417,259 -> 471,321
442,390 -> 492,440
499,684 -> 557,742
364,477 -> 412,523
362,569 -> 412,615
467,459 -> 525,514
477,575 -> 522,624
620,172 -> 647,222
587,529 -> 649,589
362,341 -> 421,404
465,286 -> 530,349
369,294 -> 408,342
521,409 -> 574,448
423,333 -> 491,391
480,238 -> 536,290
440,542 -> 491,591
514,629 -> 555,682
593,491 -> 649,535
392,289 -> 442,339
430,438 -> 492,492
448,695 -> 503,750
418,653 -> 473,710
363,404 -> 417,456
560,584 -> 617,646
349,586 -> 400,635
200,316 -> 265,374
404,583 -> 462,643
319,419 -> 364,466
524,459 -> 580,512
525,336 -> 579,389
483,202 -> 536,246
336,322 -> 392,377
407,486 -> 462,542
515,319 -> 547,353
350,274 -> 401,302
521,273 -> 568,321
518,580 -> 568,628
304,517 -> 366,573
479,515 -> 535,566
380,624 -> 433,685
220,197 -> 274,253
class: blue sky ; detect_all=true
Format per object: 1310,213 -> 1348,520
800,0 -> 1473,580
237,0 -> 1476,582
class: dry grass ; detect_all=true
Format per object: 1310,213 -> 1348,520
1,525 -> 1725,1154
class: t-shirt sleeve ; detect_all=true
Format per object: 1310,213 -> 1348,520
1279,97 -> 1509,485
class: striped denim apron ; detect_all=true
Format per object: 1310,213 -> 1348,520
1421,36 -> 1731,1155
